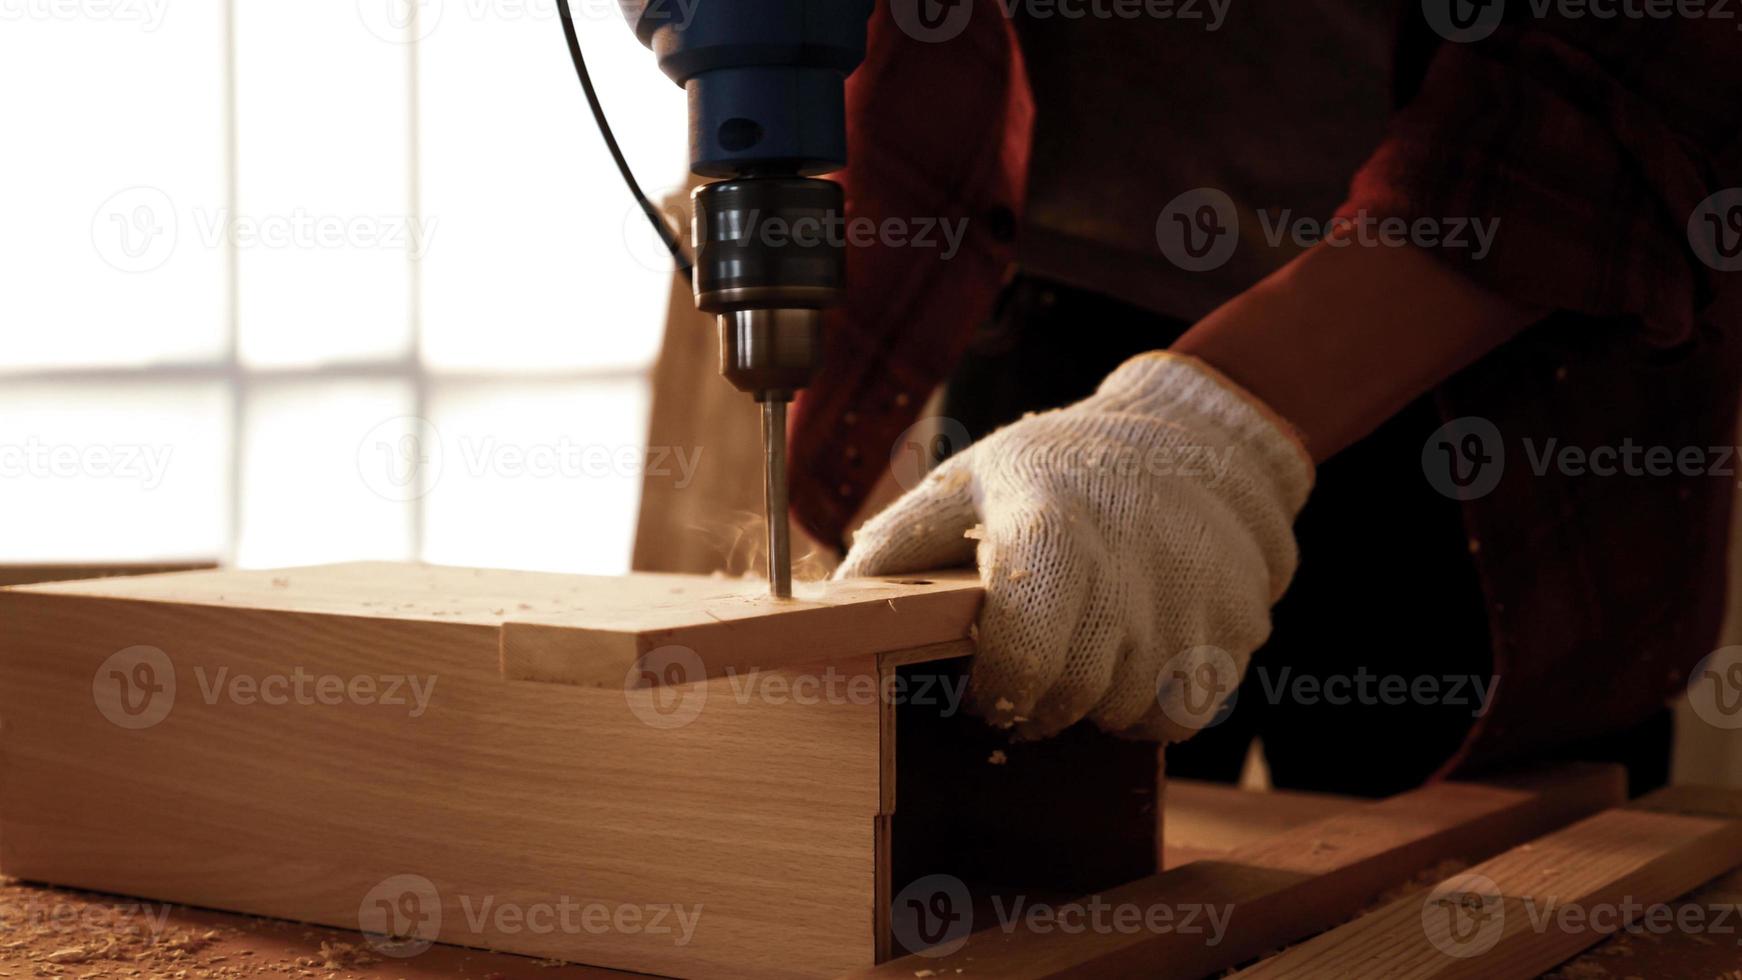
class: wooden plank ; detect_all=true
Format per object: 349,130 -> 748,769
1162,781 -> 1361,869
850,764 -> 1625,979
1545,865 -> 1742,978
7,562 -> 983,688
1235,796 -> 1742,979
0,561 -> 216,588
0,563 -> 979,978
503,572 -> 982,688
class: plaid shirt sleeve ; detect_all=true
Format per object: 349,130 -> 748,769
789,0 -> 1031,546
1342,11 -> 1742,345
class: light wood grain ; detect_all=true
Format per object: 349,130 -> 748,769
851,764 -> 1625,979
0,561 -> 216,588
7,562 -> 983,688
0,564 -> 981,978
1236,793 -> 1742,979
1162,781 -> 1362,869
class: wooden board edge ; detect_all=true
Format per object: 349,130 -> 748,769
1234,800 -> 1742,978
843,763 -> 1626,979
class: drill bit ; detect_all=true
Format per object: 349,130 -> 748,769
761,397 -> 792,599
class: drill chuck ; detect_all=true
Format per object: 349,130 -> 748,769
693,176 -> 844,399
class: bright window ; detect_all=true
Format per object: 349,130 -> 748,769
0,0 -> 687,573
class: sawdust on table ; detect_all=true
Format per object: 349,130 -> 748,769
0,877 -> 382,979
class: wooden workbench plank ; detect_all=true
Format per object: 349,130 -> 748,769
8,562 -> 984,686
852,764 -> 1625,979
1235,798 -> 1742,979
0,583 -> 887,978
0,561 -> 217,588
1162,781 -> 1362,869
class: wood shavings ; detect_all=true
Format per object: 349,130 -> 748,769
963,524 -> 985,541
1007,569 -> 1029,582
994,697 -> 1015,711
987,750 -> 1007,766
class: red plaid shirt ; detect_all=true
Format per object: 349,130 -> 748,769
792,0 -> 1742,770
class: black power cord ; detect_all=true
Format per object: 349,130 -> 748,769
555,0 -> 695,284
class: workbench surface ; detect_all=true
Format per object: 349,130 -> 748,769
6,781 -> 1739,979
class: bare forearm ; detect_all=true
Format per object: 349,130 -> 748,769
1172,243 -> 1539,462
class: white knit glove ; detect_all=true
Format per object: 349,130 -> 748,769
837,353 -> 1314,742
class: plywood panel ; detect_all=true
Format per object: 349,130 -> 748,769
0,563 -> 981,978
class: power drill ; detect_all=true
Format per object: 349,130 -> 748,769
617,0 -> 875,598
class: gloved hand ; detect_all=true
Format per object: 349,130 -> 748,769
837,352 -> 1314,741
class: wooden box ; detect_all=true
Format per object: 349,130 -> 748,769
0,563 -> 1162,978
